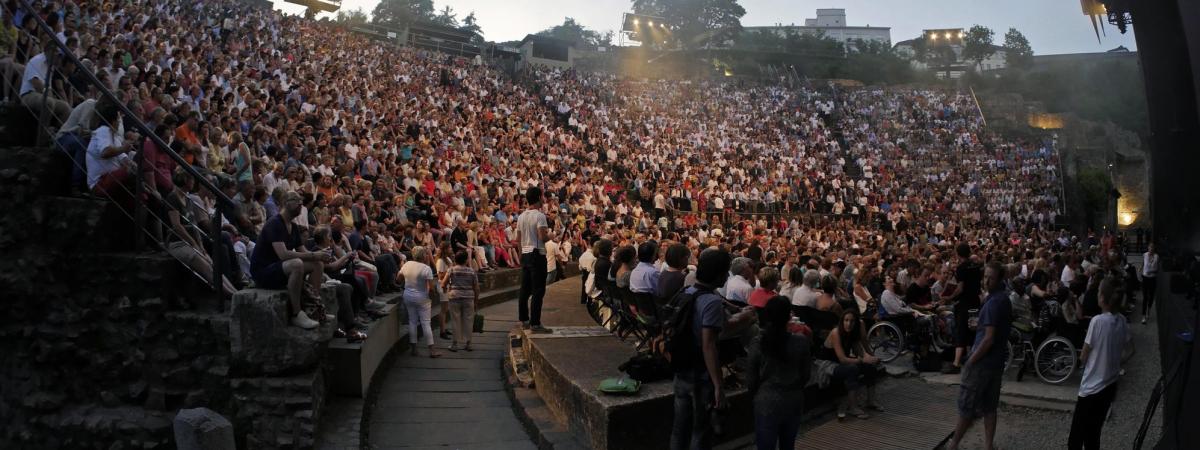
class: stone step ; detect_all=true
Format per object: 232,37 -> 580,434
505,359 -> 590,450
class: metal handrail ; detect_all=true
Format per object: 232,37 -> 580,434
17,0 -> 234,296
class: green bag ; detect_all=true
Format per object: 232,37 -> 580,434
474,314 -> 485,333
597,377 -> 641,395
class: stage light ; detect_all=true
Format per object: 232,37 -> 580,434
944,32 -> 950,39
633,18 -> 638,25
930,33 -> 937,40
648,20 -> 654,26
957,32 -> 963,39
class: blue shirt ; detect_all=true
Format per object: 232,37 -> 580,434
970,289 -> 1012,371
629,262 -> 660,294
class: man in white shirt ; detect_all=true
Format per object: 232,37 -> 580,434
85,104 -> 135,201
516,187 -> 551,333
20,41 -> 72,125
545,234 -> 560,285
789,270 -> 822,308
1068,278 -> 1128,450
721,257 -> 755,304
1140,243 -> 1159,324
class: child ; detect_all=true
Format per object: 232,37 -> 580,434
1067,277 -> 1129,450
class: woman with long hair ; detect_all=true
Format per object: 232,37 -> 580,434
821,309 -> 884,420
747,296 -> 811,450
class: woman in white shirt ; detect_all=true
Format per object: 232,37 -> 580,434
400,246 -> 442,358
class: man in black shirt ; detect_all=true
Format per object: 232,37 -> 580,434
945,243 -> 983,372
250,191 -> 332,329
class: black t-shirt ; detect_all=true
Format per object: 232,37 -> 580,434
250,215 -> 302,271
450,227 -> 468,252
956,261 -> 983,308
907,283 -> 933,306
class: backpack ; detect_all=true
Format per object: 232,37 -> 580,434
619,352 -> 673,383
654,285 -> 713,372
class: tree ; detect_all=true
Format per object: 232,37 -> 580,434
432,5 -> 458,28
1003,28 -> 1034,69
335,8 -> 368,25
631,0 -> 746,49
461,12 -> 482,37
961,25 -> 996,71
537,17 -> 612,47
371,0 -> 434,26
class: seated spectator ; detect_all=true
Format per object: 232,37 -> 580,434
748,267 -> 780,309
85,101 -> 135,206
655,243 -> 690,302
163,171 -> 236,297
249,191 -> 330,329
723,257 -> 756,305
630,240 -> 660,294
789,270 -> 822,308
821,309 -> 884,420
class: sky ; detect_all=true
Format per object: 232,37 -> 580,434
271,0 -> 1137,55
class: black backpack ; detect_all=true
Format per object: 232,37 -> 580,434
655,285 -> 714,372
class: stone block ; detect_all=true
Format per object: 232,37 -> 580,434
228,287 -> 337,376
173,408 -> 235,450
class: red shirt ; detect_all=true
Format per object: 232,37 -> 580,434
748,288 -> 778,309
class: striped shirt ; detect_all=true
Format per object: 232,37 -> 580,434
446,266 -> 478,301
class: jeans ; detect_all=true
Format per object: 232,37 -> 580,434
831,362 -> 879,390
55,131 -> 88,189
1068,383 -> 1118,450
670,372 -> 715,450
519,252 -> 548,326
1141,275 -> 1156,317
754,412 -> 801,450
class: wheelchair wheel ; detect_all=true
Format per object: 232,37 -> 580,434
868,321 -> 904,363
1035,336 -> 1077,385
1003,340 -> 1016,374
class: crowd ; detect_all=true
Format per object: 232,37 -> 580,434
4,0 -> 1141,448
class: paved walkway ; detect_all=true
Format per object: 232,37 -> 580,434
367,299 -> 535,450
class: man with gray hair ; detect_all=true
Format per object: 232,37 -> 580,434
789,270 -> 822,308
721,256 -> 755,304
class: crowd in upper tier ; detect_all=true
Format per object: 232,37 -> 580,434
3,0 -> 1061,330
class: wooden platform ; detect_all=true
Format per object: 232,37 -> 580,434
797,379 -> 959,450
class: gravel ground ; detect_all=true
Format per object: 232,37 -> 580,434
958,311 -> 1164,449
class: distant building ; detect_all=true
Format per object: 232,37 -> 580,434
1029,47 -> 1138,72
518,35 -> 575,69
743,9 -> 891,49
894,31 -> 1008,78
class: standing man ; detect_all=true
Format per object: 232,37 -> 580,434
1068,277 -> 1128,450
670,248 -> 733,450
945,243 -> 983,373
249,191 -> 331,329
949,262 -> 1011,450
516,187 -> 551,333
1141,243 -> 1159,324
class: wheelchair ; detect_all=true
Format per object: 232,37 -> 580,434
1004,299 -> 1078,384
867,304 -> 954,363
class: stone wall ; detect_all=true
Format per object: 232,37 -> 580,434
0,147 -> 338,449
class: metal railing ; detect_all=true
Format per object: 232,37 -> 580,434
11,0 -> 237,298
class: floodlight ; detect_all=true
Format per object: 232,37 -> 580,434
930,33 -> 937,40
633,18 -> 639,25
957,32 -> 963,38
648,21 -> 654,26
944,32 -> 950,39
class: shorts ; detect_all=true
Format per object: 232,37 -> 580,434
957,365 -> 1003,419
251,261 -> 288,289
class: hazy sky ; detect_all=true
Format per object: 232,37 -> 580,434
271,0 -> 1137,55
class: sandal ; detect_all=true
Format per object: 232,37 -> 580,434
347,330 -> 367,343
334,328 -> 347,339
448,344 -> 459,352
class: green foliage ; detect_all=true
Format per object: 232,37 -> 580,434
1077,167 -> 1113,231
961,25 -> 995,70
974,59 -> 1149,137
631,0 -> 746,49
334,8 -> 368,25
1003,28 -> 1033,69
537,17 -> 612,47
432,5 -> 458,28
371,0 -> 434,26
461,12 -> 482,37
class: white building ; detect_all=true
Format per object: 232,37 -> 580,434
894,35 -> 1008,78
743,9 -> 891,49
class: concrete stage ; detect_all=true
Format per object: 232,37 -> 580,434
520,277 -> 753,450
